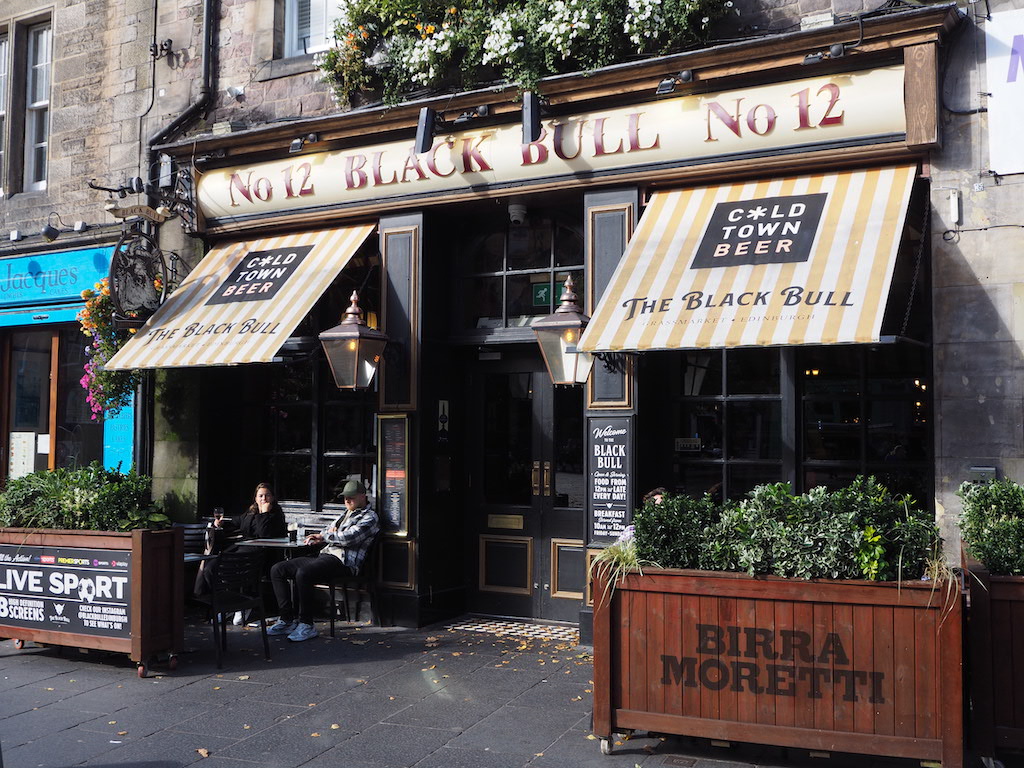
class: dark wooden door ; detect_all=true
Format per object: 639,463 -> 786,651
466,347 -> 586,622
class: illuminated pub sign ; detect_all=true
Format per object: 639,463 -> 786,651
196,67 -> 908,222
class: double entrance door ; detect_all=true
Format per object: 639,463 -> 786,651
463,348 -> 586,623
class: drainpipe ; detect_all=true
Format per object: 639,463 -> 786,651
133,0 -> 217,477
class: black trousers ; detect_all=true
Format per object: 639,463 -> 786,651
270,554 -> 353,624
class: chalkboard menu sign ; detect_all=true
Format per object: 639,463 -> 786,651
588,415 -> 632,543
378,414 -> 409,535
0,545 -> 132,638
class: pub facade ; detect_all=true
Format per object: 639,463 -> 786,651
113,0 -> 992,633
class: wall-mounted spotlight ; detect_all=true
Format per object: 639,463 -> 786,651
415,107 -> 442,154
41,212 -> 69,243
289,133 -> 320,153
226,85 -> 245,101
655,70 -> 694,95
149,39 -> 174,61
73,221 -> 91,233
453,105 -> 489,126
522,91 -> 542,144
802,14 -> 863,65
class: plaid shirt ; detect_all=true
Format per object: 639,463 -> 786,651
321,504 -> 379,574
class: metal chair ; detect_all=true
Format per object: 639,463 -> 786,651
173,522 -> 211,554
323,536 -> 381,636
193,549 -> 270,668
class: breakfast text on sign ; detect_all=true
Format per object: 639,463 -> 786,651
224,83 -> 849,208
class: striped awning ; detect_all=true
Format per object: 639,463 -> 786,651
578,165 -> 917,353
105,224 -> 375,370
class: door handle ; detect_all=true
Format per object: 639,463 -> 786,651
532,461 -> 541,496
543,461 -> 551,496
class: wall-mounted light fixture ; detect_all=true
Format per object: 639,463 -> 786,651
522,91 -> 543,144
531,275 -> 594,386
655,70 -> 694,95
73,221 -> 91,233
415,107 -> 445,154
41,212 -> 69,243
802,15 -> 863,65
453,105 -> 489,125
9,230 -> 23,242
319,291 -> 390,389
149,39 -> 174,61
289,133 -> 320,153
226,85 -> 245,101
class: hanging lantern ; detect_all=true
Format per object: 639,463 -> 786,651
319,291 -> 389,389
531,275 -> 594,385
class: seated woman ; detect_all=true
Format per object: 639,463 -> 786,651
214,482 -> 288,542
195,483 -> 288,609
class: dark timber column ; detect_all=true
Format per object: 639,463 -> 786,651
580,188 -> 639,644
379,213 -> 422,626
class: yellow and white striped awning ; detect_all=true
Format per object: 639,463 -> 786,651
105,224 -> 375,370
578,165 -> 917,353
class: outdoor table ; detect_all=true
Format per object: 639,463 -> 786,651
243,538 -> 310,558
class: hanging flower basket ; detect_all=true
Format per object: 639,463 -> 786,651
77,277 -> 141,420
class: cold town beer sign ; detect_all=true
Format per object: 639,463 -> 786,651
196,67 -> 906,223
579,164 -> 917,353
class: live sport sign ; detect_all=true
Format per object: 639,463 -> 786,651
0,545 -> 132,638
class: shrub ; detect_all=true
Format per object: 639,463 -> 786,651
632,476 -> 939,581
958,478 -> 1024,576
0,463 -> 168,533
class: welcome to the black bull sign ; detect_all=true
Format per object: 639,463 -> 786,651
660,623 -> 885,703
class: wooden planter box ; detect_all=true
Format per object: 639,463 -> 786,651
0,527 -> 183,676
967,568 -> 1024,759
593,568 -> 964,767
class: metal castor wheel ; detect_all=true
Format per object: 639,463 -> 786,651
13,639 -> 24,650
137,662 -> 148,678
600,738 -> 613,755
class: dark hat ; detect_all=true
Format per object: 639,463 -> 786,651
341,479 -> 366,498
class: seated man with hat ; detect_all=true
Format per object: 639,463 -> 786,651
267,479 -> 379,642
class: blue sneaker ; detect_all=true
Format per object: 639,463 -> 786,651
267,619 -> 297,636
288,622 -> 318,642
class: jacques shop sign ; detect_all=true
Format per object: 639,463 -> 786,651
197,67 -> 906,221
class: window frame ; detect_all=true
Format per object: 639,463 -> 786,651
0,29 -> 9,195
283,0 -> 344,58
22,21 -> 50,192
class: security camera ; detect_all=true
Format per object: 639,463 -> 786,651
508,203 -> 527,226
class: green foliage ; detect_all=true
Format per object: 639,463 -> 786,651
316,0 -> 735,106
958,478 -> 1024,576
632,476 -> 939,581
0,463 -> 168,533
633,492 -> 718,569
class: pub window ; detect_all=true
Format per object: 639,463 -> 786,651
638,344 -> 933,507
455,204 -> 584,334
23,21 -> 50,191
284,0 -> 343,57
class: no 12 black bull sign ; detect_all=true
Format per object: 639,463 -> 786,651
0,545 -> 131,638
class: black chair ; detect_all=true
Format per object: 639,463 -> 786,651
174,522 -> 211,554
194,549 -> 270,668
323,536 -> 381,636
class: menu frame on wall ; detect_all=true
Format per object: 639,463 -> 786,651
587,414 -> 633,545
378,413 -> 410,536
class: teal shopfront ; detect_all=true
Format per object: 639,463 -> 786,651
0,246 -> 134,478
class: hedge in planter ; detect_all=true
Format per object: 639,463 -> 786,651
958,478 -> 1024,756
591,477 -> 963,767
0,463 -> 167,532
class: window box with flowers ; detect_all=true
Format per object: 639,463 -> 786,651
77,278 -> 141,421
316,0 -> 736,107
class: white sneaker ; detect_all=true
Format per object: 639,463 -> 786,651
267,619 -> 298,636
287,622 -> 318,642
232,611 -> 245,626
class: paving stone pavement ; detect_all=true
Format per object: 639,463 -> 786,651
0,617 -> 985,768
